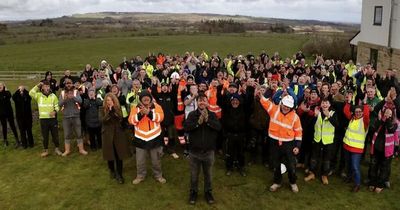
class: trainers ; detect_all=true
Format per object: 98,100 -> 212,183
171,153 -> 179,159
79,150 -> 88,155
54,148 -> 63,156
226,170 -> 232,176
290,184 -> 299,193
156,177 -> 167,184
368,186 -> 375,192
321,176 -> 329,185
41,150 -> 49,157
132,177 -> 145,185
269,183 -> 281,192
189,190 -> 197,205
205,191 -> 215,204
304,172 -> 315,182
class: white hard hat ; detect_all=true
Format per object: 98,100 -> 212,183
281,95 -> 294,108
170,72 -> 180,80
101,60 -> 107,64
280,163 -> 287,174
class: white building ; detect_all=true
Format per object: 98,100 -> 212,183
350,0 -> 400,73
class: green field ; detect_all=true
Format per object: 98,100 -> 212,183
0,35 -> 399,210
0,34 -> 308,72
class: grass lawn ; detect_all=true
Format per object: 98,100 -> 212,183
0,34 -> 308,72
0,35 -> 399,210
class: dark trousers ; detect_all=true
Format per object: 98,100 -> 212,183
330,130 -> 346,172
88,126 -> 102,149
225,133 -> 245,170
298,133 -> 312,168
189,150 -> 214,193
163,125 -> 177,154
248,128 -> 268,164
17,118 -> 33,147
309,141 -> 334,176
40,118 -> 60,149
0,116 -> 19,142
368,150 -> 392,188
270,140 -> 297,184
108,142 -> 123,176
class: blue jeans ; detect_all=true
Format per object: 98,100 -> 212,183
345,150 -> 362,185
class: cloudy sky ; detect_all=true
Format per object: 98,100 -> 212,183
0,0 -> 362,23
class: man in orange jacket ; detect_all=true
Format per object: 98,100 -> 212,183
128,90 -> 166,185
258,91 -> 302,193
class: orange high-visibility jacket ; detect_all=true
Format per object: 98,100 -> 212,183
128,103 -> 164,142
260,96 -> 302,142
205,86 -> 222,119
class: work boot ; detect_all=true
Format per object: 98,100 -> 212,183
322,176 -> 329,185
116,174 -> 124,184
41,149 -> 49,157
62,144 -> 71,157
269,183 -> 281,192
4,140 -> 9,147
290,184 -> 299,193
78,143 -> 88,155
132,177 -> 145,185
304,172 -> 315,182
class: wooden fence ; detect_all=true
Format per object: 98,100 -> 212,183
0,71 -> 76,80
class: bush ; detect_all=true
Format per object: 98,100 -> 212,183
302,34 -> 352,61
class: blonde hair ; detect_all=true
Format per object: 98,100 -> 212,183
103,93 -> 122,118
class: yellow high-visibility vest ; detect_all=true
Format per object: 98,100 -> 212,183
343,118 -> 366,149
314,111 -> 335,145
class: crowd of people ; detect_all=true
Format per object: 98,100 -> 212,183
0,50 -> 399,205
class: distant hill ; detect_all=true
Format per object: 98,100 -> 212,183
5,12 -> 359,33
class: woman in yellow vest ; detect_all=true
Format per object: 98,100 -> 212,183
304,98 -> 338,185
343,93 -> 370,192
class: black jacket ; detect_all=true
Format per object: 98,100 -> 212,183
152,87 -> 175,127
12,89 -> 32,121
83,98 -> 102,128
184,109 -> 222,151
222,104 -> 246,134
0,90 -> 13,118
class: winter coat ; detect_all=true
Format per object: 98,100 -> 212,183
102,108 -> 131,161
0,90 -> 13,118
12,89 -> 32,122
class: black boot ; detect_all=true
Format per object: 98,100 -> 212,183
205,190 -> 215,204
116,173 -> 124,184
4,140 -> 9,147
189,190 -> 197,205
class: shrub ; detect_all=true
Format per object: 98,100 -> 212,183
302,34 -> 352,61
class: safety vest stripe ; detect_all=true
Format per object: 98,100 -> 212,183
134,124 -> 161,135
135,130 -> 162,141
270,119 -> 293,129
269,133 -> 294,142
134,129 -> 161,139
385,142 -> 395,146
344,136 -> 365,144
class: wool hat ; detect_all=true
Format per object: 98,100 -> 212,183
139,90 -> 152,102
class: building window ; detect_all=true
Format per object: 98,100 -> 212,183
370,48 -> 378,69
374,6 -> 383,26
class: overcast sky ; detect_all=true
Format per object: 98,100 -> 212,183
0,0 -> 362,23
